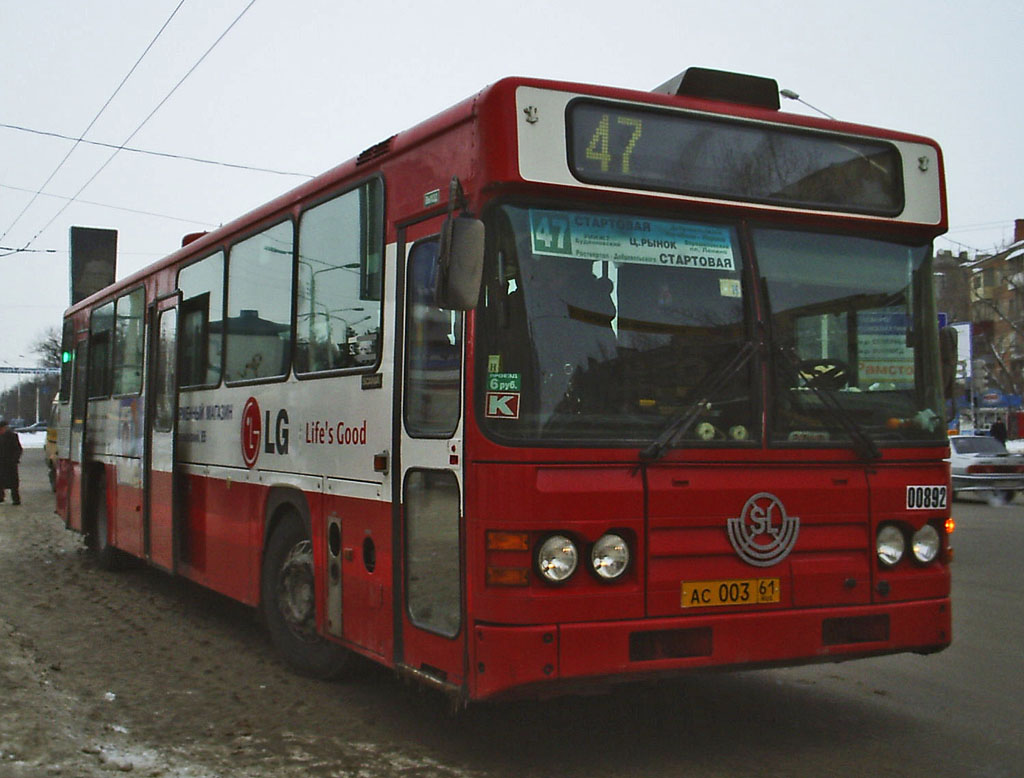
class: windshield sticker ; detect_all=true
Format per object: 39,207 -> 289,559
857,310 -> 915,388
720,278 -> 742,298
487,373 -> 521,391
529,210 -> 736,272
486,392 -> 521,419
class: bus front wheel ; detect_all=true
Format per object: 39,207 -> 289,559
261,510 -> 350,678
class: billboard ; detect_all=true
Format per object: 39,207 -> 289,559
951,321 -> 972,381
69,226 -> 117,305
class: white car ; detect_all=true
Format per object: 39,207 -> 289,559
948,435 -> 1024,503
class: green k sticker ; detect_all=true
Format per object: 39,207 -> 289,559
487,373 -> 521,391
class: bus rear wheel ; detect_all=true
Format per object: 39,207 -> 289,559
85,474 -> 124,571
261,510 -> 350,679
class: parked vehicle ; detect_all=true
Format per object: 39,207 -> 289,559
948,435 -> 1024,502
44,397 -> 58,491
17,421 -> 49,433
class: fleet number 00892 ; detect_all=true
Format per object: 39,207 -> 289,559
681,578 -> 781,608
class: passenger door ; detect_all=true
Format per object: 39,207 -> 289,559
143,297 -> 180,572
65,337 -> 89,531
394,224 -> 467,688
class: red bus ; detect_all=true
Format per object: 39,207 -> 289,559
54,68 -> 953,702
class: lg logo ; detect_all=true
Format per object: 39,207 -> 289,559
240,397 -> 289,468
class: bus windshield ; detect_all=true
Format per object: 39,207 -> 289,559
756,228 -> 945,446
476,204 -> 945,448
477,205 -> 756,445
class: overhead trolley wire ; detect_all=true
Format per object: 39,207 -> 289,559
0,183 -> 218,227
0,0 -> 188,247
1,0 -> 259,259
0,122 -> 313,179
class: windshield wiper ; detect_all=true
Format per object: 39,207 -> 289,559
774,345 -> 881,461
640,341 -> 756,462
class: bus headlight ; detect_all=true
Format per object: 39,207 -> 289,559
912,524 -> 941,564
876,524 -> 905,567
537,535 -> 578,583
591,533 -> 630,580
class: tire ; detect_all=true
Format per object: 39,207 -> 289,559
86,474 -> 123,570
47,462 -> 56,492
999,490 -> 1016,504
261,510 -> 350,678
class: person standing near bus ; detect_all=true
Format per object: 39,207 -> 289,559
0,419 -> 22,505
990,418 -> 1008,445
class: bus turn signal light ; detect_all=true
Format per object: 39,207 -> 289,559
486,566 -> 530,586
945,517 -> 956,534
486,531 -> 530,551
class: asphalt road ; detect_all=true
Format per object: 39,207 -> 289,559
0,455 -> 1021,777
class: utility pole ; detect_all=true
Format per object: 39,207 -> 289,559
0,365 -> 59,424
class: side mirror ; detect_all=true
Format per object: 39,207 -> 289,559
436,216 -> 484,311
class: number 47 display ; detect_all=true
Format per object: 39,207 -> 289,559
585,114 -> 643,174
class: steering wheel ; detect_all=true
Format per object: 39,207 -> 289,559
797,359 -> 851,390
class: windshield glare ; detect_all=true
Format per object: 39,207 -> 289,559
476,204 -> 945,449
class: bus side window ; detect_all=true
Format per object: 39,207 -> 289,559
178,252 -> 225,388
59,319 -> 74,401
295,179 -> 384,374
88,302 -> 114,398
112,287 -> 145,396
225,221 -> 295,383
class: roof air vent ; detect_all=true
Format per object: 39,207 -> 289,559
357,135 -> 396,166
653,67 -> 780,110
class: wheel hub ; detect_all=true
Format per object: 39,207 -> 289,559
277,540 -> 317,641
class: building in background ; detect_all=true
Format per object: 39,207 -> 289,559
936,221 -> 1024,436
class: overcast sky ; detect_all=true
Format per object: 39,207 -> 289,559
1,0 -> 1021,385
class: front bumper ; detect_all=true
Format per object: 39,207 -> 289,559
471,599 -> 951,699
951,474 -> 1024,493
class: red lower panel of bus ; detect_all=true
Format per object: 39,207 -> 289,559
112,470 -> 144,559
471,598 -> 950,699
175,472 -> 260,605
146,468 -> 171,570
322,492 -> 394,661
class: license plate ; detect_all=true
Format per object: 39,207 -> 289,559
681,578 -> 781,608
906,485 -> 947,510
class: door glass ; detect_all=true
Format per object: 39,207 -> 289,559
405,469 -> 461,638
404,239 -> 463,437
154,310 -> 177,433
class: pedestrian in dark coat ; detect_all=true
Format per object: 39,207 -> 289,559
0,419 -> 22,504
990,419 -> 1008,445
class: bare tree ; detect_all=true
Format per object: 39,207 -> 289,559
31,326 -> 62,369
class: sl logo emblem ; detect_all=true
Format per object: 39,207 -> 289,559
727,492 -> 800,567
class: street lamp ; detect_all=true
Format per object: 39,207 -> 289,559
779,88 -> 836,120
1,358 -> 24,423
